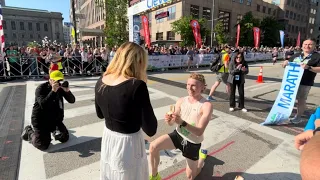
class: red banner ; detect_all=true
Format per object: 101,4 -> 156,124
236,24 -> 240,47
296,31 -> 301,47
190,20 -> 202,48
253,27 -> 261,48
141,15 -> 151,48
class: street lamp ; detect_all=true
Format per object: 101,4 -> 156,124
211,0 -> 215,47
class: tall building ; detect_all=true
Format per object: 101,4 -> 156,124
63,23 -> 72,44
0,0 -> 5,6
132,0 -> 279,46
264,0 -> 317,45
70,0 -> 105,47
2,6 -> 64,46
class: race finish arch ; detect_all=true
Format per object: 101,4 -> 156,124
127,0 -> 173,45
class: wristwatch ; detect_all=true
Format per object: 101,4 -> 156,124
180,121 -> 188,127
313,127 -> 320,135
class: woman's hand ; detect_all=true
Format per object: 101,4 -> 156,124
241,66 -> 246,71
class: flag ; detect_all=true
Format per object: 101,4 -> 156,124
141,15 -> 150,48
296,31 -> 301,47
253,27 -> 260,48
190,20 -> 202,48
236,24 -> 240,47
279,30 -> 284,48
0,3 -> 5,53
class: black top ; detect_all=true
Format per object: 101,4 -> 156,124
289,52 -> 320,86
31,82 -> 76,131
95,77 -> 157,136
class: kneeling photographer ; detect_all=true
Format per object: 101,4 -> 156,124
22,70 -> 76,151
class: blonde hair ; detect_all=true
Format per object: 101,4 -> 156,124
189,73 -> 206,86
103,42 -> 148,82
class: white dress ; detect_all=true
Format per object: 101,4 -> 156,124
100,127 -> 149,180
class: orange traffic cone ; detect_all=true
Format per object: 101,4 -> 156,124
256,66 -> 264,83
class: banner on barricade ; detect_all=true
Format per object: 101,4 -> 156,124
262,62 -> 304,125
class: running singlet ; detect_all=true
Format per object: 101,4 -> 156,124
176,97 -> 206,144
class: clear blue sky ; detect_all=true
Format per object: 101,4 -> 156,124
6,0 -> 70,22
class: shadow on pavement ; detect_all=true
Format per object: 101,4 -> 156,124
195,156 -> 224,180
211,172 -> 301,180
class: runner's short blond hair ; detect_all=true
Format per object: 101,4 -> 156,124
189,73 -> 206,86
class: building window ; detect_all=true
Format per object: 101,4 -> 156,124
28,22 -> 32,31
3,20 -> 6,29
293,13 -> 296,20
11,21 -> 16,30
156,10 -> 164,23
257,4 -> 260,11
30,34 -> 33,39
44,23 -> 48,31
285,10 -> 289,18
168,6 -> 176,20
262,6 -> 266,13
56,33 -> 60,39
218,11 -> 231,32
36,23 -> 40,31
167,31 -> 175,40
290,11 -> 293,19
239,0 -> 243,4
247,0 -> 252,6
297,14 -> 300,21
20,22 -> 24,30
268,8 -> 271,14
190,5 -> 199,19
156,32 -> 163,40
310,28 -> 313,34
38,34 -> 41,39
287,0 -> 291,5
202,7 -> 211,20
237,14 -> 243,24
12,33 -> 17,39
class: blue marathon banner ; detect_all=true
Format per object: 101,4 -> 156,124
262,62 -> 304,125
133,15 -> 141,45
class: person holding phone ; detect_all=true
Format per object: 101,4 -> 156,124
21,70 -> 75,151
227,52 -> 249,112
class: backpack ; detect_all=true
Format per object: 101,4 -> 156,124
210,53 -> 223,72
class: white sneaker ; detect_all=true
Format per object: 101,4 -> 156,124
241,108 -> 248,112
229,108 -> 234,112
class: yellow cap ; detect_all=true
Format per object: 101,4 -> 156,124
50,70 -> 64,81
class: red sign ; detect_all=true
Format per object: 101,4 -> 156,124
236,24 -> 240,47
155,11 -> 169,20
129,0 -> 140,7
141,16 -> 151,48
253,27 -> 261,48
190,20 -> 202,48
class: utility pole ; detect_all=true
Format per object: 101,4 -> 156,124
210,0 -> 215,47
71,0 -> 78,44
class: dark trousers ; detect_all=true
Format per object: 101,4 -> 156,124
230,82 -> 245,109
27,123 -> 69,151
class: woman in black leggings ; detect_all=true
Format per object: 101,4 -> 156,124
227,52 -> 249,112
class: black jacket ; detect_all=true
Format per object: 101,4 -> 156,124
31,82 -> 75,132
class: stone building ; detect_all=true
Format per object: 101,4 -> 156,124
2,6 -> 64,47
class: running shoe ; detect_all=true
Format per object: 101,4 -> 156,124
207,96 -> 215,101
289,116 -> 303,124
149,173 -> 161,180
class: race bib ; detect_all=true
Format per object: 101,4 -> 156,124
235,75 -> 240,81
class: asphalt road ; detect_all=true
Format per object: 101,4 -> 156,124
1,61 -> 319,180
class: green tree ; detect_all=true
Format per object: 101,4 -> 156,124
214,21 -> 228,45
96,0 -> 128,47
260,16 -> 283,47
171,16 -> 209,47
239,12 -> 260,46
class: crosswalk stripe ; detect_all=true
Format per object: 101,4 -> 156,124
249,82 -> 280,92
